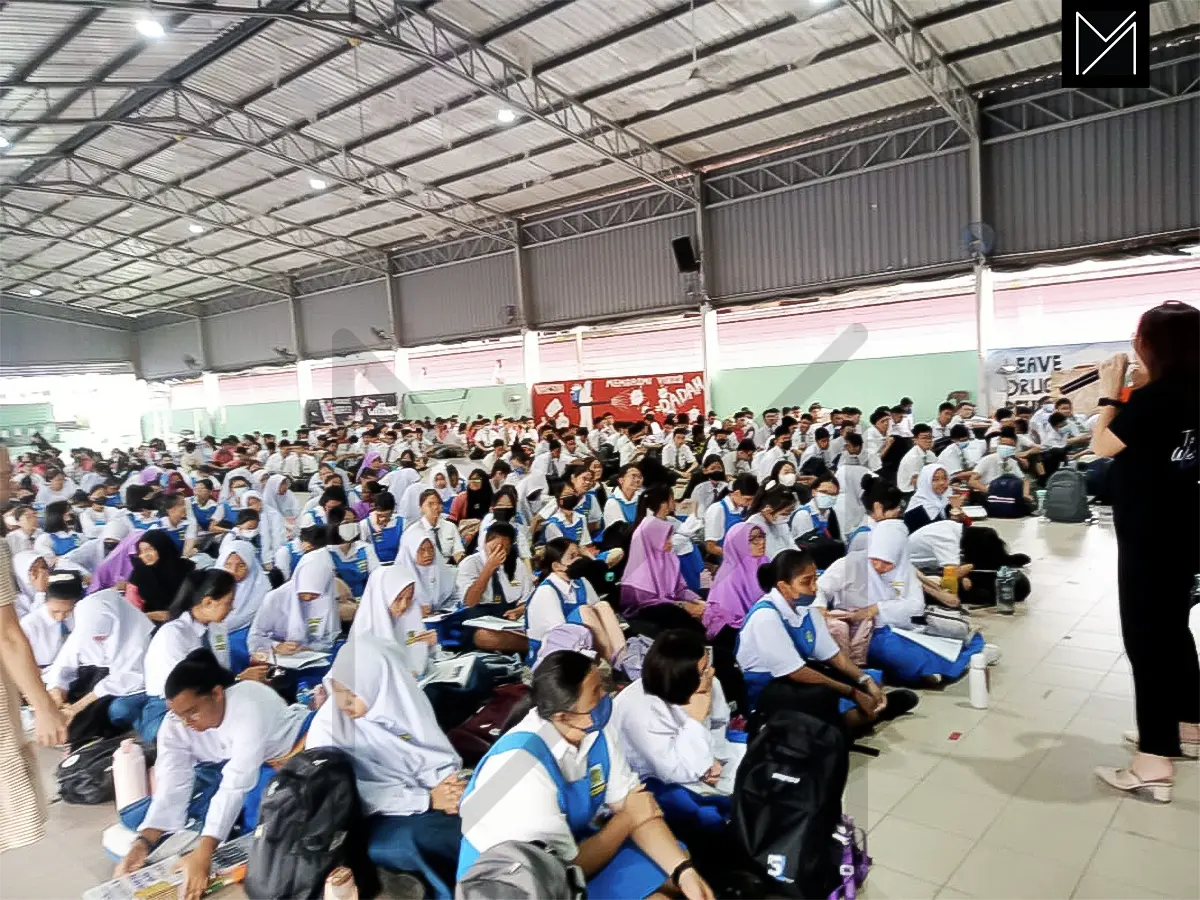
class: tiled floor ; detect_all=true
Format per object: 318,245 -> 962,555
3,516 -> 1198,899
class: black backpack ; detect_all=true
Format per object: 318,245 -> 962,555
57,735 -> 124,805
985,474 -> 1027,518
244,748 -> 378,900
730,710 -> 850,898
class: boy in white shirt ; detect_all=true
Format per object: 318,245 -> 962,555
896,424 -> 938,493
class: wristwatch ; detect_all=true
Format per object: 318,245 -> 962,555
856,673 -> 874,686
1098,397 -> 1124,408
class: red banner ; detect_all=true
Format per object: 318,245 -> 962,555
532,371 -> 706,429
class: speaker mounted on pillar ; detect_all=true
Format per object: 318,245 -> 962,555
671,236 -> 700,273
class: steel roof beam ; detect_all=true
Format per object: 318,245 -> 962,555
10,157 -> 388,274
0,259 -> 201,319
841,0 -> 978,137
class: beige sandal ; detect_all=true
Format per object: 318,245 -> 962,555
1095,766 -> 1173,803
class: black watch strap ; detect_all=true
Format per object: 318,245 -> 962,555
1098,397 -> 1124,408
671,859 -> 695,886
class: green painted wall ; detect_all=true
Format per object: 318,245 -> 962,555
0,402 -> 57,447
403,384 -> 529,420
711,351 -> 978,422
221,401 -> 303,437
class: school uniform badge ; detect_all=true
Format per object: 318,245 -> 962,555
588,763 -> 606,797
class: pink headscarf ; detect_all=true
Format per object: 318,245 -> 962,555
138,466 -> 163,485
702,521 -> 768,640
620,516 -> 698,615
87,530 -> 140,594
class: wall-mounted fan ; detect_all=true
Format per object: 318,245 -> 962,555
961,222 -> 996,262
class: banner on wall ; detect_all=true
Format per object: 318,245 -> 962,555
532,372 -> 706,428
304,392 -> 399,426
985,342 -> 1128,411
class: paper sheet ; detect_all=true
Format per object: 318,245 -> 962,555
461,615 -> 526,632
890,627 -> 964,662
270,649 -> 329,670
419,655 -> 477,688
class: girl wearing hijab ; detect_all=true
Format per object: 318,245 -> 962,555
350,566 -> 437,679
398,528 -> 457,615
428,464 -> 456,515
260,474 -> 298,539
20,570 -> 76,668
12,550 -> 51,617
859,519 -> 988,685
448,468 -> 492,524
515,473 -> 549,536
33,501 -> 85,560
903,464 -> 966,533
701,523 -> 768,642
249,550 -> 340,658
745,484 -> 798,560
327,509 -> 380,601
128,530 -> 195,624
214,540 -> 271,672
243,491 -> 286,567
43,578 -> 157,745
308,637 -> 464,899
620,515 -> 703,620
834,438 -> 873,537
143,569 -> 237,742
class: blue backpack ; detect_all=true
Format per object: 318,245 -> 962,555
985,474 -> 1026,518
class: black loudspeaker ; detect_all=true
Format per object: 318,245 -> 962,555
671,236 -> 700,273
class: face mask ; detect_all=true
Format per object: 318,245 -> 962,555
233,486 -> 248,498
796,593 -> 817,606
565,558 -> 591,580
997,445 -> 1017,459
338,522 -> 359,542
957,440 -> 971,450
559,495 -> 579,511
580,693 -> 613,734
492,507 -> 515,523
815,493 -> 837,510
779,473 -> 797,487
1042,403 -> 1054,413
239,527 -> 259,539
707,471 -> 725,482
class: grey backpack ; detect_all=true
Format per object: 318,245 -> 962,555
1043,467 -> 1091,523
455,841 -> 586,900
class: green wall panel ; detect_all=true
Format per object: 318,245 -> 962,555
221,401 -> 304,437
711,351 -> 978,422
403,384 -> 529,421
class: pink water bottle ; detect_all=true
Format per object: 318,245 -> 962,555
112,738 -> 149,810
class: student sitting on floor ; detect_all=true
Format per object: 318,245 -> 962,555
114,649 -> 313,896
358,489 -> 403,565
43,573 -> 157,745
453,521 -> 532,656
745,483 -> 798,560
965,427 -> 1036,512
603,464 -> 644,531
735,549 -> 917,733
620,487 -> 705,623
399,528 -> 458,616
128,529 -> 195,624
896,424 -> 939,494
249,549 -> 341,659
902,464 -> 968,533
272,524 -> 326,582
213,540 -> 270,671
19,569 -> 74,668
326,509 -> 381,601
351,565 -> 436,678
458,650 -> 715,900
701,472 -> 757,561
308,637 -> 465,900
526,538 -> 625,665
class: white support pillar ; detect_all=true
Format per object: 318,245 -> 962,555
523,329 -> 541,388
974,263 -> 995,407
701,304 -> 720,412
296,360 -> 315,405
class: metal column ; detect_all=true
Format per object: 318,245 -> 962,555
968,129 -> 990,407
384,257 -> 402,349
286,276 -> 305,360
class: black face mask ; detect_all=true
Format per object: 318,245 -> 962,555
559,495 -> 579,511
492,507 -> 515,523
527,490 -> 543,505
707,471 -> 725,481
565,558 -> 592,580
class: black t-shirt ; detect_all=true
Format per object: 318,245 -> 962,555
1108,375 -> 1199,562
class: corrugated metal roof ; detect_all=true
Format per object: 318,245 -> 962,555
2,0 -> 1196,317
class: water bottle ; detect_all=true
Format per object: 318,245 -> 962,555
995,566 -> 1016,615
112,738 -> 149,811
968,652 -> 989,709
323,867 -> 358,900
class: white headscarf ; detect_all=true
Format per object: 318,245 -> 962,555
398,527 -> 456,614
816,545 -> 872,612
215,540 -> 271,631
909,463 -> 950,522
349,565 -> 429,678
245,490 -> 286,563
101,516 -> 131,544
428,464 -> 455,503
382,466 -> 420,499
834,462 -> 871,536
398,481 -> 428,525
306,636 -> 459,816
258,549 -> 339,649
262,473 -> 299,520
12,549 -> 49,616
49,589 -> 154,696
516,473 -> 549,527
866,519 -> 925,629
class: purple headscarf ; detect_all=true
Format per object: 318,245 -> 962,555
702,521 -> 768,640
620,516 -> 698,615
357,451 -> 381,479
138,466 -> 163,486
87,530 -> 141,594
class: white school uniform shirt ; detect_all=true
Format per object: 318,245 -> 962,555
897,446 -> 938,492
746,512 -> 794,560
936,441 -> 981,474
329,541 -> 382,578
455,550 -> 535,608
908,520 -> 964,569
612,678 -> 731,789
460,708 -> 642,863
973,452 -> 1024,485
927,420 -> 955,442
20,605 -> 71,668
1038,426 -> 1068,450
78,507 -> 112,539
602,489 -> 642,530
249,551 -> 340,653
478,512 -> 534,560
526,573 -> 600,644
798,443 -> 831,469
143,611 -> 208,697
754,445 -> 792,478
7,530 -> 40,557
736,589 -> 840,677
264,452 -> 285,474
661,442 -> 696,471
702,495 -> 741,545
531,452 -> 564,480
34,481 -> 77,506
541,507 -> 593,547
613,433 -> 638,466
790,427 -> 812,451
141,681 -> 309,841
43,589 -> 154,698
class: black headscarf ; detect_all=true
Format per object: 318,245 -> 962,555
128,529 -> 195,614
465,468 -> 494,521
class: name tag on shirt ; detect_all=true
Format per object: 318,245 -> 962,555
589,763 -> 606,797
307,618 -> 322,638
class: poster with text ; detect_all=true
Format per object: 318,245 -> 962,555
304,392 -> 400,426
985,342 -> 1128,411
532,372 -> 706,429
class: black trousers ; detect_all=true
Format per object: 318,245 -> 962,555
1118,550 -> 1200,758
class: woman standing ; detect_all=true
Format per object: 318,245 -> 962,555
1091,302 -> 1200,802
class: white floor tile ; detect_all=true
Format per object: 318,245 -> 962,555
868,816 -> 976,886
948,842 -> 1087,899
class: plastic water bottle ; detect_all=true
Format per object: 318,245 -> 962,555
995,566 -> 1016,615
323,867 -> 358,900
968,653 -> 989,709
112,738 -> 149,811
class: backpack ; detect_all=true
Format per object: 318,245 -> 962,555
985,474 -> 1026,518
244,748 -> 378,900
1043,467 -> 1091,523
455,840 -> 586,900
446,683 -> 533,767
730,710 -> 850,898
1084,456 -> 1114,505
57,736 -> 123,805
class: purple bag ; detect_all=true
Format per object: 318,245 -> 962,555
533,624 -> 596,669
828,815 -> 871,900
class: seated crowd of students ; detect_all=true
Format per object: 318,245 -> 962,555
3,395 -> 1053,898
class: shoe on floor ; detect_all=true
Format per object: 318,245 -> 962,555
1122,730 -> 1200,759
878,689 -> 919,721
983,643 -> 1002,666
1095,766 -> 1173,803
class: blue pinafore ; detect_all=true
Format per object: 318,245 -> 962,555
330,545 -> 370,599
367,518 -> 403,564
191,500 -> 217,531
525,578 -> 589,665
738,599 -> 881,715
547,512 -> 586,543
611,493 -> 640,525
48,532 -> 83,555
458,730 -> 669,898
714,498 -> 744,548
160,519 -> 189,551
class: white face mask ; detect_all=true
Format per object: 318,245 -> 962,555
338,522 -> 359,542
815,493 -> 837,510
233,486 -> 248,498
779,473 -> 797,487
238,527 -> 259,539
